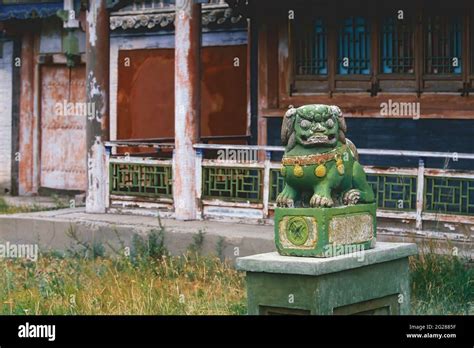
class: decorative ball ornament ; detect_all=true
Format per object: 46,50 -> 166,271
337,163 -> 345,175
280,166 -> 287,177
315,164 -> 327,178
336,154 -> 345,176
293,164 -> 304,177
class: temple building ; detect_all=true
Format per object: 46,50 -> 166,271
0,0 -> 473,247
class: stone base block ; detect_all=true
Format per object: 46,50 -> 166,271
275,203 -> 376,257
236,242 -> 418,315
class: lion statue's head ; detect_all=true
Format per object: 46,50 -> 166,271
281,104 -> 347,151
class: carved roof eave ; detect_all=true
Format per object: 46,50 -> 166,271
110,5 -> 244,31
225,0 -> 250,17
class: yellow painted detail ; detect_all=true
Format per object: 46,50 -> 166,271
294,164 -> 304,177
337,164 -> 345,175
336,155 -> 345,175
315,164 -> 327,178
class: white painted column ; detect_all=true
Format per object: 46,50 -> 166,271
0,41 -> 13,193
173,0 -> 202,220
85,0 -> 110,213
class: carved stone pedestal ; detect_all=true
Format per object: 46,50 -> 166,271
237,242 -> 417,315
275,203 -> 377,257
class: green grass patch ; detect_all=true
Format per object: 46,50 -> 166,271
0,196 -> 45,215
0,196 -> 66,215
0,221 -> 471,315
0,222 -> 245,315
0,252 -> 246,315
410,248 -> 473,315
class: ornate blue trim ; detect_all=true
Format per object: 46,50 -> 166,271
0,2 -> 63,21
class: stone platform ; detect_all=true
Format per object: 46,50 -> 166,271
0,207 -> 275,261
237,242 -> 417,315
0,206 -> 470,259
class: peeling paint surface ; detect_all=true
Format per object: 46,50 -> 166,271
173,1 -> 201,220
40,65 -> 87,190
86,136 -> 107,211
86,3 -> 97,47
85,0 -> 110,213
18,33 -> 35,195
87,71 -> 106,122
0,41 -> 13,192
328,214 -> 375,244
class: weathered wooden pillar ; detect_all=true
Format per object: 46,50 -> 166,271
173,0 -> 202,220
257,21 -> 268,161
18,32 -> 35,195
85,0 -> 109,213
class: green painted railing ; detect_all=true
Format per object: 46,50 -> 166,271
109,161 -> 474,216
202,166 -> 263,202
425,176 -> 474,216
269,168 -> 285,203
366,173 -> 417,212
105,142 -> 474,227
270,170 -> 420,213
109,162 -> 173,198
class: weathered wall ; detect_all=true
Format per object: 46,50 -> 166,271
17,19 -> 87,194
39,19 -> 62,53
39,18 -> 85,54
40,65 -> 87,191
116,45 -> 248,141
0,40 -> 13,193
109,30 -> 247,141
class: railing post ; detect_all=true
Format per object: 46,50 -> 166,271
105,144 -> 112,210
262,150 -> 271,219
416,159 -> 425,230
195,148 -> 203,220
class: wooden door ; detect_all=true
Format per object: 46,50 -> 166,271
40,65 -> 87,191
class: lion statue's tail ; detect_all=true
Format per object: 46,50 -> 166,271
346,138 -> 359,161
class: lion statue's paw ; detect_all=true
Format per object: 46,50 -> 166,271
310,194 -> 334,208
276,194 -> 294,208
343,189 -> 361,205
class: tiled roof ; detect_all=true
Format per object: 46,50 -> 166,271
110,5 -> 244,31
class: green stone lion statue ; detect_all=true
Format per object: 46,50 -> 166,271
276,104 -> 375,208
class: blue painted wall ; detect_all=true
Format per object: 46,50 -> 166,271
266,118 -> 474,170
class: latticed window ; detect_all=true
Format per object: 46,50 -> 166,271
338,16 -> 371,74
425,15 -> 462,74
381,16 -> 415,74
294,17 -> 328,75
290,8 -> 470,93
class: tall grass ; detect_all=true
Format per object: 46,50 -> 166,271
1,247 -> 469,315
409,242 -> 473,315
0,252 -> 246,315
0,211 -> 471,315
0,222 -> 245,315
